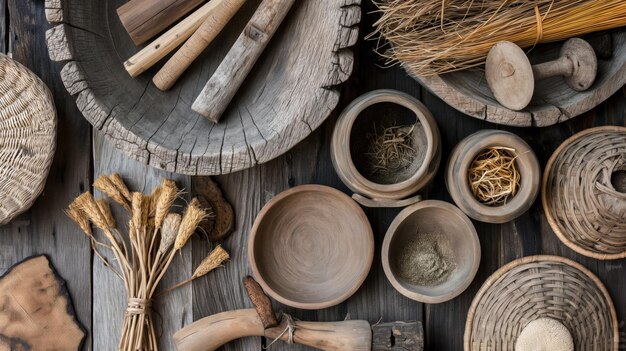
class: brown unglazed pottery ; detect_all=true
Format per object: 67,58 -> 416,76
446,130 -> 540,223
381,200 -> 481,304
248,184 -> 374,309
331,89 -> 441,207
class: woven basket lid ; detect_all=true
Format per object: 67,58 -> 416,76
542,126 -> 626,260
464,255 -> 619,351
0,54 -> 56,225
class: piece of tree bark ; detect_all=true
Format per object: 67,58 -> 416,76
243,276 -> 278,328
0,256 -> 85,351
194,177 -> 235,242
117,0 -> 204,46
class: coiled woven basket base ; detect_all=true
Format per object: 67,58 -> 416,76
0,54 -> 56,225
464,255 -> 618,351
543,126 -> 626,260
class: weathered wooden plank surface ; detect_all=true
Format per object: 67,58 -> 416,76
92,133 -> 193,351
0,0 -> 93,349
1,0 -> 624,350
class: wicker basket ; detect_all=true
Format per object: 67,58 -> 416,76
464,255 -> 619,351
542,126 -> 626,260
0,54 -> 56,225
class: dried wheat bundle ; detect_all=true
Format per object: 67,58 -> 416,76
371,0 -> 626,76
66,174 -> 230,351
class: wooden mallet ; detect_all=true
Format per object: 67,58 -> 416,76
486,38 -> 597,111
153,0 -> 247,91
191,0 -> 295,123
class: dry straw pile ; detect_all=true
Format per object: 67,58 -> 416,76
67,174 -> 229,350
372,0 -> 626,76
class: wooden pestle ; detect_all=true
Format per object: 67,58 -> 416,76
192,0 -> 295,123
153,0 -> 246,91
172,309 -> 372,351
123,0 -> 228,78
117,0 -> 204,46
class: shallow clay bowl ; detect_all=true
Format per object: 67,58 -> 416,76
382,200 -> 480,304
249,185 -> 374,309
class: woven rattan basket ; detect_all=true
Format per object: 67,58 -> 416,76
0,53 -> 56,225
543,126 -> 626,260
464,255 -> 618,351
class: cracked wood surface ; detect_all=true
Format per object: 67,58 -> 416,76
2,0 -> 625,350
45,0 -> 360,175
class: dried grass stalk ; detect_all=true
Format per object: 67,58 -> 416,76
371,0 -> 626,76
366,123 -> 417,176
468,147 -> 521,206
159,245 -> 230,295
65,176 -> 218,351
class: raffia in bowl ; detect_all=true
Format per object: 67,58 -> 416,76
464,255 -> 618,351
542,126 -> 626,260
0,53 -> 56,225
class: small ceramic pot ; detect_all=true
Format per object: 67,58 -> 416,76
446,130 -> 540,223
381,200 -> 480,304
331,89 -> 441,207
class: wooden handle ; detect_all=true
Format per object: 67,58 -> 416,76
153,0 -> 246,91
123,0 -> 227,78
117,0 -> 204,46
192,0 -> 296,122
173,309 -> 372,351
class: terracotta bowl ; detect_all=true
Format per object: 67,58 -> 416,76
248,185 -> 374,309
382,200 -> 480,304
446,130 -> 540,223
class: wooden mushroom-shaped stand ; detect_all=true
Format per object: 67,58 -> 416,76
0,256 -> 85,350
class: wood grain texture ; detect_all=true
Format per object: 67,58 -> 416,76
46,0 -> 361,175
92,133 -> 193,351
414,32 -> 626,127
117,0 -> 204,46
0,0 -> 93,349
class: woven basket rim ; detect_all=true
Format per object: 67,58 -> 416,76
542,125 -> 626,260
463,255 -> 619,351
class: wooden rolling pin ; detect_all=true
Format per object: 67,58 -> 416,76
192,0 -> 295,123
117,0 -> 204,46
123,0 -> 227,78
153,0 -> 246,91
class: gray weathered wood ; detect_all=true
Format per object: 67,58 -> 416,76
191,0 -> 296,122
92,132 -> 193,350
45,0 -> 361,175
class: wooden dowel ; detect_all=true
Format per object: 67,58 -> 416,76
123,0 -> 226,78
117,0 -> 205,46
153,0 -> 246,91
192,0 -> 295,123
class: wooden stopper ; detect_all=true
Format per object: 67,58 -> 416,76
153,0 -> 246,91
117,0 -> 205,46
123,0 -> 227,78
192,0 -> 296,123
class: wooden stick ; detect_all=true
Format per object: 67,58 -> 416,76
192,0 -> 295,123
123,0 -> 227,78
153,0 -> 246,91
117,0 -> 204,46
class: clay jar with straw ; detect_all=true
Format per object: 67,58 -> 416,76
331,89 -> 441,208
446,130 -> 540,223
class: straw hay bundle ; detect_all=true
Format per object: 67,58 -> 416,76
67,174 -> 230,351
372,0 -> 626,76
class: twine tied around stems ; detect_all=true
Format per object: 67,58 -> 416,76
125,298 -> 152,316
264,314 -> 296,349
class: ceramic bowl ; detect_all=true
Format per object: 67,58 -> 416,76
248,184 -> 374,309
446,130 -> 540,223
382,200 -> 480,304
331,89 -> 441,207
